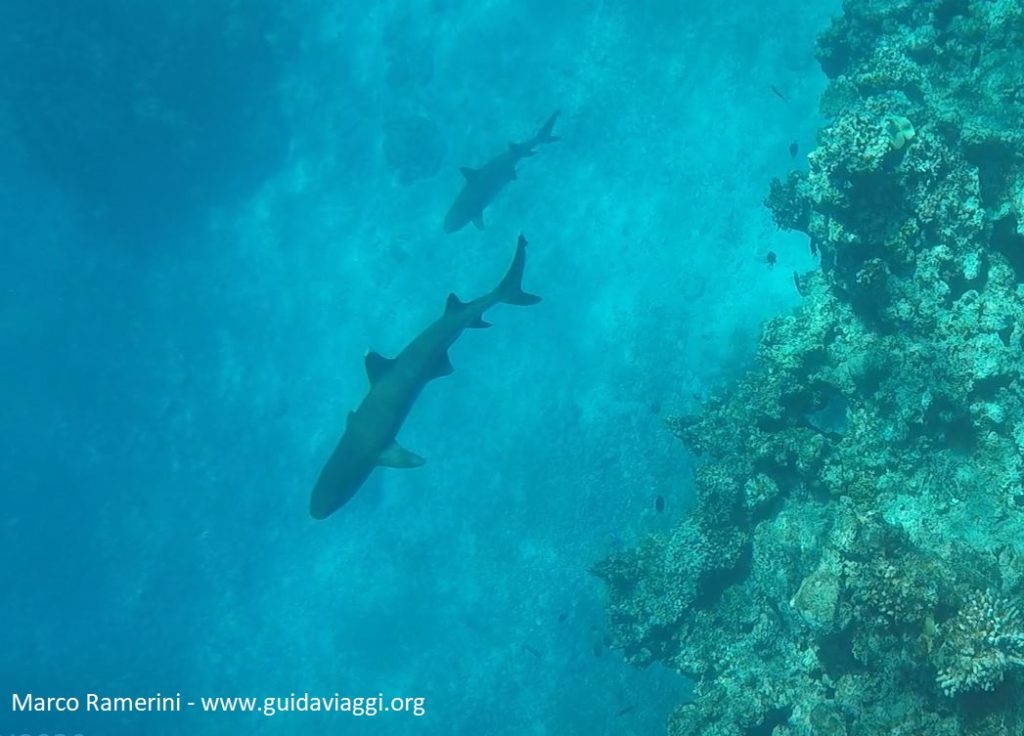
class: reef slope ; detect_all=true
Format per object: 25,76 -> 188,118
596,1 -> 1024,734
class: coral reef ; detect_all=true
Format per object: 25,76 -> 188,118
936,590 -> 1024,697
598,1 -> 1024,734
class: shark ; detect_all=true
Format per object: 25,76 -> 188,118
310,234 -> 541,519
442,111 -> 560,234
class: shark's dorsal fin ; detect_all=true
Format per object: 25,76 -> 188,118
460,166 -> 478,181
445,293 -> 466,314
364,351 -> 394,384
377,441 -> 425,469
472,214 -> 485,230
447,295 -> 488,328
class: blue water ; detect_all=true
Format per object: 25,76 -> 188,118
1,1 -> 835,733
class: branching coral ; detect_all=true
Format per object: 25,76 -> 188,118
935,590 -> 1024,696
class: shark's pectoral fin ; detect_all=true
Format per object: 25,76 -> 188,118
460,166 -> 479,181
364,351 -> 395,384
430,351 -> 454,379
445,293 -> 467,314
469,316 -> 492,329
377,441 -> 426,469
472,214 -> 485,230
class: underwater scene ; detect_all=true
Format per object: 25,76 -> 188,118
3,0 -> 1024,734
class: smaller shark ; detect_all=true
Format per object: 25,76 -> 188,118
443,111 -> 560,234
310,234 -> 541,519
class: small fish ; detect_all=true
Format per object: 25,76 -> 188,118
770,85 -> 788,103
765,251 -> 777,270
616,705 -> 638,718
793,271 -> 805,297
655,495 -> 665,513
789,140 -> 798,158
810,239 -> 818,258
557,611 -> 568,624
523,644 -> 542,658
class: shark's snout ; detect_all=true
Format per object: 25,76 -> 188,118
309,487 -> 335,520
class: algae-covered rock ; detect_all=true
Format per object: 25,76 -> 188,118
884,114 -> 915,149
790,554 -> 841,630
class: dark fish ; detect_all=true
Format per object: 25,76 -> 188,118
789,140 -> 798,158
616,705 -> 638,718
557,612 -> 568,624
655,495 -> 665,513
309,235 -> 541,518
443,111 -> 560,233
810,239 -> 818,257
523,644 -> 542,658
765,251 -> 777,270
770,85 -> 788,103
793,271 -> 805,297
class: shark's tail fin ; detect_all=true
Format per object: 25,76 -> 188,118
533,110 -> 560,146
510,112 -> 560,157
497,234 -> 542,306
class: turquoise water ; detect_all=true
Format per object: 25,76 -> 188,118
1,1 -> 834,733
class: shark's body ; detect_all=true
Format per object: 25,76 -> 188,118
310,235 -> 541,519
443,111 -> 560,234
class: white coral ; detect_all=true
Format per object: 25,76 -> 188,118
936,590 -> 1024,696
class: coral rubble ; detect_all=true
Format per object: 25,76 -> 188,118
597,1 -> 1024,734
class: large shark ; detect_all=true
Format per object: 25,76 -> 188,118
310,235 -> 541,519
442,111 -> 560,234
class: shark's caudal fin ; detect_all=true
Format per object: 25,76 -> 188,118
512,111 -> 561,157
533,111 -> 560,146
496,234 -> 542,306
